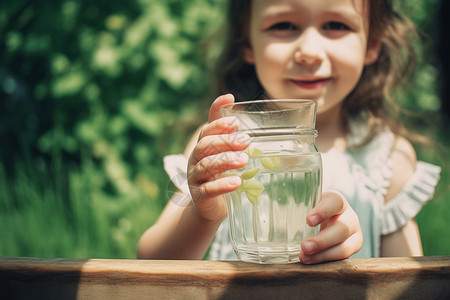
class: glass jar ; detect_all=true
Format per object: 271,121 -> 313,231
220,100 -> 322,264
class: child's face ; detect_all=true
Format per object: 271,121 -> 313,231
244,0 -> 380,115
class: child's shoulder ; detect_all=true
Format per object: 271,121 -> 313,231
384,135 -> 417,203
391,135 -> 417,167
379,132 -> 441,235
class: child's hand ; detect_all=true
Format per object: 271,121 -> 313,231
187,94 -> 250,222
299,191 -> 363,264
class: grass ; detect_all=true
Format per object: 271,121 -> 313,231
0,151 -> 164,259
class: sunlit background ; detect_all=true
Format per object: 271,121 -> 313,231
0,0 -> 448,259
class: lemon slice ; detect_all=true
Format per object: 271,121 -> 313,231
241,168 -> 259,180
248,148 -> 263,157
260,156 -> 280,170
244,179 -> 264,205
248,148 -> 280,170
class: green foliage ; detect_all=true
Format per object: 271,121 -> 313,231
1,0 -> 224,169
0,0 -> 448,258
0,151 -> 164,258
394,0 -> 442,113
0,0 -> 225,258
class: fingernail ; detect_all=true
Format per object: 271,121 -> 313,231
309,215 -> 320,227
303,240 -> 317,254
236,133 -> 251,143
228,176 -> 241,187
300,253 -> 312,264
224,116 -> 239,126
235,152 -> 249,164
232,137 -> 251,151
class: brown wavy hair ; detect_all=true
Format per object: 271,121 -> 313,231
212,0 -> 419,142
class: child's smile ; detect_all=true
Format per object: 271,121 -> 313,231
290,77 -> 331,90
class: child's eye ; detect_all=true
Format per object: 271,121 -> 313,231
323,22 -> 350,31
268,22 -> 297,31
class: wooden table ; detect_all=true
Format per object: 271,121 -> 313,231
1,256 -> 449,299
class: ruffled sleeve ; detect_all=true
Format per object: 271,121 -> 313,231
347,115 -> 396,197
347,117 -> 441,237
163,154 -> 189,194
357,129 -> 395,195
381,161 -> 441,235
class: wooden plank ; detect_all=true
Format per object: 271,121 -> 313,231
1,256 -> 449,299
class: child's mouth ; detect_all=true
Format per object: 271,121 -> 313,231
291,78 -> 330,90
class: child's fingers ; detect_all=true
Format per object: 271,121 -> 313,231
189,151 -> 249,184
190,175 -> 242,205
299,192 -> 363,264
209,94 -> 235,123
300,208 -> 360,256
188,175 -> 241,222
306,191 -> 348,227
198,116 -> 240,140
299,231 -> 363,264
190,133 -> 250,165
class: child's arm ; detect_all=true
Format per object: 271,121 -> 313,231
381,220 -> 423,256
380,136 -> 423,256
137,128 -> 223,259
137,198 -> 225,259
137,94 -> 249,259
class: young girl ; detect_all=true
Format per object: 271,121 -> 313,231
138,0 -> 441,264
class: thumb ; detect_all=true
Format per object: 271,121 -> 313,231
208,94 -> 235,123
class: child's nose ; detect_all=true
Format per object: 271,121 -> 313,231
294,28 -> 324,64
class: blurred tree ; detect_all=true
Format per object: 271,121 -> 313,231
0,0 -> 228,258
0,0 -> 224,196
437,0 -> 449,123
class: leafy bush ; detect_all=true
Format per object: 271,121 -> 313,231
0,0 -> 225,258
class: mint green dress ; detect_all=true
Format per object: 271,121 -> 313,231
163,120 -> 441,259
